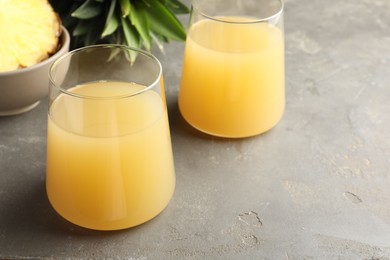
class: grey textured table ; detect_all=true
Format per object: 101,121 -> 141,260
1,0 -> 390,259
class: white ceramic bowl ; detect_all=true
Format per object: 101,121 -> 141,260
0,26 -> 70,116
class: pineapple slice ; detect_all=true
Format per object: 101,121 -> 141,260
0,0 -> 61,72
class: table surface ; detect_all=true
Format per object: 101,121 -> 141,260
1,0 -> 390,259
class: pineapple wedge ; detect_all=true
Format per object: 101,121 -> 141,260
0,0 -> 61,72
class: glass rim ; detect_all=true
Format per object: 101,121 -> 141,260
191,0 -> 284,24
49,44 -> 163,100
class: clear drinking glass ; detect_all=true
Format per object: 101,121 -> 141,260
178,0 -> 285,138
46,45 -> 175,230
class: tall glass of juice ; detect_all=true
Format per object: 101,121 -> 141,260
178,0 -> 285,138
47,45 -> 175,230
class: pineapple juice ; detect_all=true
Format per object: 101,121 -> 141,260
46,81 -> 175,230
179,17 -> 285,137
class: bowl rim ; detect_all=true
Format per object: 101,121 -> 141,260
0,26 -> 70,76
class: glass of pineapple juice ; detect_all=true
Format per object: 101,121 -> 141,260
178,0 -> 285,138
46,45 -> 175,231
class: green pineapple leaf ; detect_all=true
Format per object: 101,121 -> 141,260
102,0 -> 119,37
142,0 -> 186,41
121,16 -> 141,62
129,2 -> 152,51
73,20 -> 92,36
83,16 -> 105,45
72,0 -> 102,19
119,0 -> 131,17
50,0 -> 189,56
161,0 -> 190,14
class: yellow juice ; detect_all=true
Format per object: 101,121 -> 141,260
179,17 -> 285,137
46,81 -> 175,230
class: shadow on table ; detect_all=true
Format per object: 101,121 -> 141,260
0,175 -> 151,240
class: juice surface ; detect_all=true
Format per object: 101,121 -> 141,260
178,17 -> 285,137
46,81 -> 175,230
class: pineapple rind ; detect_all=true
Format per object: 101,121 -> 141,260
0,0 -> 60,72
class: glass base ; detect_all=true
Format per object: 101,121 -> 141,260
179,106 -> 283,139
